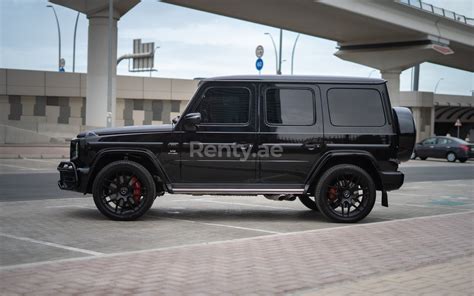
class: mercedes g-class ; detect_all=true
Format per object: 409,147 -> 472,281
58,75 -> 416,223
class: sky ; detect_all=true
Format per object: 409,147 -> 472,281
0,0 -> 473,96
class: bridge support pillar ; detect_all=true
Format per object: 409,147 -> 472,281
381,70 -> 401,107
86,13 -> 118,127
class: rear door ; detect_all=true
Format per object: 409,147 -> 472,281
434,137 -> 451,158
257,83 -> 324,186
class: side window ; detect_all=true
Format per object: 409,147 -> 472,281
423,138 -> 436,145
327,88 -> 386,127
265,88 -> 315,125
196,87 -> 250,124
437,138 -> 451,145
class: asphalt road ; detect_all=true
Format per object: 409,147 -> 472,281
0,159 -> 472,202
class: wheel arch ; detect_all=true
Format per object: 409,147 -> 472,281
304,151 -> 383,194
86,148 -> 171,194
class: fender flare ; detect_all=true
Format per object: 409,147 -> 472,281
303,150 -> 383,195
86,148 -> 172,192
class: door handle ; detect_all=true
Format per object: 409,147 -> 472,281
236,143 -> 252,150
303,143 -> 321,151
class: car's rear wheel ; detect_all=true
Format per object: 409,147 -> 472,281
298,195 -> 319,211
446,152 -> 456,162
420,156 -> 427,160
92,160 -> 156,221
315,164 -> 376,223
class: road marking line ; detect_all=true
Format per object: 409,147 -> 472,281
2,210 -> 473,271
154,215 -> 280,234
46,205 -> 94,209
190,198 -> 300,211
0,163 -> 42,170
388,202 -> 471,211
0,233 -> 104,256
22,158 -> 61,164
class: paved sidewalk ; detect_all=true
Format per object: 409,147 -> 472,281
1,211 -> 473,295
302,255 -> 473,296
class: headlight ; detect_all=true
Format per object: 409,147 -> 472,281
70,141 -> 79,160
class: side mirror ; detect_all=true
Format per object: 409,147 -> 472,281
182,112 -> 201,132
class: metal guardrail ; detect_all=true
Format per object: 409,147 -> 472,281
397,0 -> 474,26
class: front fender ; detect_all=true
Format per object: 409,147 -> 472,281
86,148 -> 172,192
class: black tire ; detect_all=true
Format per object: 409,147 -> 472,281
446,152 -> 456,162
298,195 -> 319,211
420,156 -> 427,160
315,164 -> 376,223
459,158 -> 467,163
92,160 -> 156,221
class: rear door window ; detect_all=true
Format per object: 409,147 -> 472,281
265,88 -> 315,125
327,88 -> 386,127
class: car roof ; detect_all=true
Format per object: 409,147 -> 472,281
201,75 -> 386,84
428,136 -> 466,143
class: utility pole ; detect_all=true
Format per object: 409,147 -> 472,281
278,29 -> 283,75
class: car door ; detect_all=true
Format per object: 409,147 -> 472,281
257,83 -> 324,186
434,138 -> 451,158
418,138 -> 437,158
177,82 -> 257,184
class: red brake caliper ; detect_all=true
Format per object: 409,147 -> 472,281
131,176 -> 142,203
328,186 -> 338,201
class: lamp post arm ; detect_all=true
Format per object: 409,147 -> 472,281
266,33 -> 278,74
291,33 -> 300,75
73,12 -> 80,72
49,6 -> 61,70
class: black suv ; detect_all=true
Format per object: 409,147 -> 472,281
58,75 -> 416,223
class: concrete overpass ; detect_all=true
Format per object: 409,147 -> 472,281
49,0 -> 473,132
163,0 -> 474,107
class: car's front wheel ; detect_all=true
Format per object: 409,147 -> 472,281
315,164 -> 376,223
92,160 -> 156,221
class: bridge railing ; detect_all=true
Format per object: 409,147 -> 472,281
397,0 -> 474,26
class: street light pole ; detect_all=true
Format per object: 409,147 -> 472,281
72,12 -> 80,72
368,69 -> 379,77
434,78 -> 444,93
290,33 -> 300,75
278,29 -> 282,75
46,5 -> 61,71
264,32 -> 278,74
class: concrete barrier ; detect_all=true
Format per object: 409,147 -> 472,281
0,124 -> 61,144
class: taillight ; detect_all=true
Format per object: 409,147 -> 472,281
460,145 -> 469,152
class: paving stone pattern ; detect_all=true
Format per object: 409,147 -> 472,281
1,212 -> 473,295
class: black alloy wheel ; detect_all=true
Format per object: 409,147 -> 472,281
92,161 -> 156,221
315,164 -> 376,223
